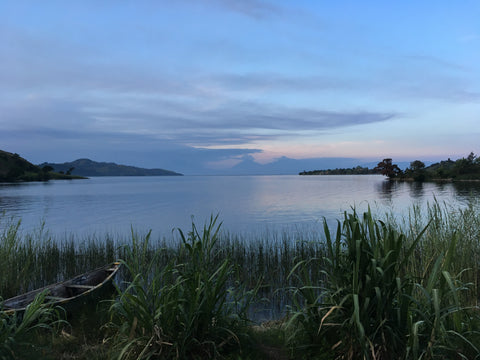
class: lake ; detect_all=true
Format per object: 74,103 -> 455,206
1,175 -> 479,239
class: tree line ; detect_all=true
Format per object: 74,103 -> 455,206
375,152 -> 480,181
300,152 -> 480,182
299,166 -> 377,175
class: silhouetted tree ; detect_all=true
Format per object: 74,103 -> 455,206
39,165 -> 53,180
467,152 -> 476,164
408,160 -> 426,181
374,158 -> 402,179
409,160 -> 425,172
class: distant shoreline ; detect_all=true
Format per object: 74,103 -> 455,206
40,158 -> 183,177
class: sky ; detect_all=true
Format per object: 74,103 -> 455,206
1,1 -> 479,174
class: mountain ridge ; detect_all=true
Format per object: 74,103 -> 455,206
40,158 -> 183,177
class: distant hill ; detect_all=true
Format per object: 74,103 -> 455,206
0,150 -> 84,182
40,159 -> 183,177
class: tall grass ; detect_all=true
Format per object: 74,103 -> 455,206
405,199 -> 480,301
0,291 -> 65,359
0,215 -> 120,299
106,216 -> 258,359
2,200 -> 480,358
0,215 -> 324,321
286,207 -> 480,359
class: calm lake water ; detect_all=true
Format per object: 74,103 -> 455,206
1,175 -> 479,239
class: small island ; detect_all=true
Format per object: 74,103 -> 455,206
0,150 -> 85,182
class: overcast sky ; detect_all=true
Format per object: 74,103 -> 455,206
1,1 -> 479,174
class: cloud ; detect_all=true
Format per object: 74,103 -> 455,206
0,27 -> 346,100
10,105 -> 389,150
459,33 -> 480,43
4,3 -> 476,174
0,27 -> 398,149
192,0 -> 281,19
0,24 -> 396,144
403,55 -> 469,72
183,105 -> 396,144
376,55 -> 480,103
0,127 -> 263,174
1,90 -> 396,147
0,28 -> 194,96
207,73 -> 350,93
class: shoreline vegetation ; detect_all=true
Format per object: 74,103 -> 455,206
299,166 -> 377,176
0,150 -> 86,183
2,200 -> 480,359
300,152 -> 480,182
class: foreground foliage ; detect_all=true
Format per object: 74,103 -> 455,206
287,208 -> 480,359
0,291 -> 64,359
0,215 -> 117,299
1,201 -> 480,359
106,216 -> 257,359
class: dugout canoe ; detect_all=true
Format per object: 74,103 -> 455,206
1,262 -> 120,314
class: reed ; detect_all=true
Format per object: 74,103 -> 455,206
286,207 -> 480,359
1,200 -> 480,358
397,199 -> 480,304
106,215 -> 258,359
0,215 -> 121,299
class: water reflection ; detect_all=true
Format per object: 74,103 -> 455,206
375,180 -> 400,202
408,182 -> 425,199
451,182 -> 480,202
0,176 -> 479,237
0,195 -> 33,211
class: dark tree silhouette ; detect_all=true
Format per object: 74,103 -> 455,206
374,158 -> 402,179
408,160 -> 426,181
409,160 -> 425,172
42,165 -> 54,173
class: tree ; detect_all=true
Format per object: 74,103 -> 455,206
409,160 -> 425,172
409,160 -> 426,181
455,152 -> 479,176
467,152 -> 476,164
40,165 -> 54,180
374,158 -> 402,179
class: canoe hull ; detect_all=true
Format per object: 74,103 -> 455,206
1,262 -> 121,314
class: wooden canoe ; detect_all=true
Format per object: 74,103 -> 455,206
1,262 -> 120,314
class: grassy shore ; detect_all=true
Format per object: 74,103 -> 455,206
1,200 -> 480,359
